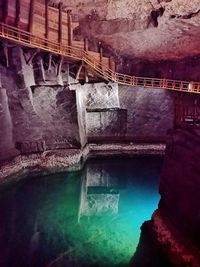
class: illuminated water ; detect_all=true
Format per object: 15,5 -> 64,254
0,156 -> 163,267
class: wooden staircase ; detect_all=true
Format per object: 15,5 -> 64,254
0,0 -> 200,94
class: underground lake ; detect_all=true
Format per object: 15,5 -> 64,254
0,155 -> 163,267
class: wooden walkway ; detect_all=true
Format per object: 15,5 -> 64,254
0,22 -> 200,94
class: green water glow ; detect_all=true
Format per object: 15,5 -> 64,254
0,156 -> 162,267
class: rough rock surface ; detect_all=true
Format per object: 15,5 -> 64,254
52,0 -> 200,61
159,127 -> 200,248
131,127 -> 200,267
0,44 -> 175,162
119,85 -> 174,140
0,143 -> 165,181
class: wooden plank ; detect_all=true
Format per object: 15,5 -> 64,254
33,23 -> 45,34
102,57 -> 109,67
48,6 -> 58,22
28,0 -> 35,32
76,62 -> 83,80
58,2 -> 62,43
108,57 -> 116,73
49,30 -> 59,42
73,40 -> 84,49
34,14 -> 45,23
88,51 -> 102,61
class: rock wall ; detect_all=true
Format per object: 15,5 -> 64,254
0,44 -> 176,161
119,85 -> 174,141
159,127 -> 200,249
72,82 -> 128,142
71,0 -> 200,62
0,46 -> 82,161
0,85 -> 18,161
131,127 -> 200,267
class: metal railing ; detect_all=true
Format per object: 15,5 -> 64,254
0,22 -> 200,94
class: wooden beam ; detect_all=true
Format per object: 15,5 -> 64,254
84,38 -> 88,52
84,67 -> 89,83
15,0 -> 21,28
85,65 -> 109,82
57,56 -> 64,76
28,0 -> 35,33
47,53 -> 52,73
3,0 -> 9,24
45,0 -> 49,39
67,10 -> 72,47
58,3 -> 63,44
99,45 -> 103,63
75,62 -> 83,80
39,58 -> 45,82
26,49 -> 39,65
109,57 -> 113,70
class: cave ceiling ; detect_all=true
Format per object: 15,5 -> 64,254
51,0 -> 200,61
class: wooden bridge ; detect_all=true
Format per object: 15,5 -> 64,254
0,0 -> 200,94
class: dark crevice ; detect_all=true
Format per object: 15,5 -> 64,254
157,0 -> 172,2
150,7 -> 165,27
170,9 -> 200,19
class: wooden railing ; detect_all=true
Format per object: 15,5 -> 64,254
0,22 -> 200,94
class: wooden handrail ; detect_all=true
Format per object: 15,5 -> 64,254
0,22 -> 199,94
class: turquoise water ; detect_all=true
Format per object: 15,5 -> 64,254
0,156 -> 163,267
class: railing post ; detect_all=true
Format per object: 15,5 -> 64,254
28,0 -> 35,33
67,10 -> 72,49
84,37 -> 88,52
58,2 -> 63,46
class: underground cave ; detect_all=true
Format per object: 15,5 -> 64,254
1,0 -> 200,266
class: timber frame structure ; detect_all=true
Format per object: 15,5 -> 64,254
0,0 -> 200,94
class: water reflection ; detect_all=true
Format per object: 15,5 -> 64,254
79,162 -> 121,219
0,156 -> 163,267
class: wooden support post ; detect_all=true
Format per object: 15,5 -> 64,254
75,62 -> 83,80
58,3 -> 63,44
108,57 -> 114,80
3,0 -> 9,24
84,67 -> 89,83
39,58 -> 45,82
66,63 -> 70,83
83,39 -> 89,82
67,10 -> 72,47
57,56 -> 63,76
26,49 -> 39,65
99,46 -> 103,63
3,43 -> 9,67
84,38 -> 88,52
45,0 -> 49,39
109,57 -> 113,70
15,0 -> 21,28
47,53 -> 52,73
28,0 -> 35,33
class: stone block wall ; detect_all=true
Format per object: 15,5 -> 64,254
119,86 -> 174,141
0,44 -> 176,161
0,46 -> 82,161
72,81 -> 127,143
86,108 -> 127,142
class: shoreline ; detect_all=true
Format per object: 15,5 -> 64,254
0,143 -> 166,184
